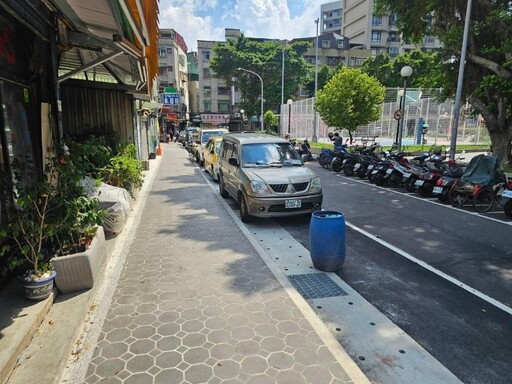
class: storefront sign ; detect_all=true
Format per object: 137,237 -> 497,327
201,114 -> 230,122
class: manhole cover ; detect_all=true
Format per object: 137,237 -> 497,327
288,273 -> 347,299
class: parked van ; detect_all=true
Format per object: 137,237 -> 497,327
191,128 -> 229,165
217,133 -> 323,222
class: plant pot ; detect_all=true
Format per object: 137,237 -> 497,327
23,270 -> 57,300
51,226 -> 107,294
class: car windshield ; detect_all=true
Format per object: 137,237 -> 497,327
202,131 -> 226,144
242,143 -> 302,167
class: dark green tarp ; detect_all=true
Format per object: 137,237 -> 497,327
461,155 -> 500,186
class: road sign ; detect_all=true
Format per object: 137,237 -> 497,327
162,93 -> 180,105
393,109 -> 402,120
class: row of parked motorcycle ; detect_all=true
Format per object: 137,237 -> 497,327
317,144 -> 512,218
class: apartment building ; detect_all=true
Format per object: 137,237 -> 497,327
320,0 -> 442,57
158,29 -> 190,130
321,1 -> 343,34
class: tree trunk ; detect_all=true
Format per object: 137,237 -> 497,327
488,129 -> 512,168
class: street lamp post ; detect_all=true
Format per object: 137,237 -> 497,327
287,99 -> 293,135
394,89 -> 404,146
237,67 -> 263,131
240,109 -> 244,131
312,18 -> 319,142
397,66 -> 413,152
449,0 -> 473,160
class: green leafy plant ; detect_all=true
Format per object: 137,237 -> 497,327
0,153 -> 105,279
101,144 -> 143,197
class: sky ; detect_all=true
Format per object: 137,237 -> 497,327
158,0 -> 324,52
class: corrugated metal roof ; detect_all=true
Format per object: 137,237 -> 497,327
48,0 -> 158,93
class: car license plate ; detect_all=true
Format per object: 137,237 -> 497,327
403,172 -> 411,178
354,163 -> 360,170
502,190 -> 512,198
386,168 -> 393,174
285,199 -> 301,209
433,186 -> 443,194
368,164 -> 374,170
415,179 -> 424,186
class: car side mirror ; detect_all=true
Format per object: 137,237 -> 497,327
228,157 -> 239,166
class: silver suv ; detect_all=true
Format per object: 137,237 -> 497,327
218,133 -> 323,222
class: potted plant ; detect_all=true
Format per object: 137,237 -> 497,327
0,157 -> 60,300
0,151 -> 106,298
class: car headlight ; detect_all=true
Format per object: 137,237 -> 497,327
250,180 -> 272,195
309,177 -> 322,193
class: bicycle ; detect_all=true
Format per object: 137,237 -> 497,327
471,172 -> 508,213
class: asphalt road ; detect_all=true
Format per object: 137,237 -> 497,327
276,162 -> 512,384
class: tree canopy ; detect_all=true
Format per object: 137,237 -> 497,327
209,35 -> 311,119
360,50 -> 445,88
314,67 -> 386,137
375,0 -> 512,165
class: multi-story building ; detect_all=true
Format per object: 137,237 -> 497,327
321,1 -> 343,34
290,32 -> 371,97
318,0 -> 442,57
158,29 -> 190,131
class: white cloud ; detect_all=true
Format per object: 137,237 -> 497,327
158,0 -> 225,51
158,0 -> 322,51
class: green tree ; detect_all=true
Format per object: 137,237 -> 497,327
361,50 -> 444,88
302,64 -> 338,96
263,110 -> 279,134
375,0 -> 512,165
209,35 -> 311,120
314,67 -> 386,140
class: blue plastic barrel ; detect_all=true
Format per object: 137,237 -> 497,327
309,211 -> 346,271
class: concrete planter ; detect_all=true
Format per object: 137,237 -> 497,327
51,226 -> 107,294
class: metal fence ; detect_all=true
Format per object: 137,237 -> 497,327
280,88 -> 490,147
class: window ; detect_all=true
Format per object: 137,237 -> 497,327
203,101 -> 211,112
371,31 -> 381,42
388,47 -> 399,57
424,35 -> 435,44
202,51 -> 210,61
322,39 -> 331,48
158,47 -> 167,57
203,68 -> 210,78
167,65 -> 174,72
388,32 -> 399,42
337,40 -> 345,49
217,87 -> 230,96
204,86 -> 211,97
218,102 -> 230,112
159,67 -> 166,75
372,16 -> 382,26
389,14 -> 398,26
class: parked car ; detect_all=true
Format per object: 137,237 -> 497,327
217,133 -> 323,222
191,128 -> 229,165
203,136 -> 223,181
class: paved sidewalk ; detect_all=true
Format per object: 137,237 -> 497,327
63,142 -> 369,383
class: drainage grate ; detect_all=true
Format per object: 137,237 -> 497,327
288,273 -> 348,299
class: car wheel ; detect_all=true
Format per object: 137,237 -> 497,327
239,193 -> 252,223
219,175 -> 228,198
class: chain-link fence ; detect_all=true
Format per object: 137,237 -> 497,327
280,88 -> 490,146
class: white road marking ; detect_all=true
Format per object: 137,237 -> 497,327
346,220 -> 512,316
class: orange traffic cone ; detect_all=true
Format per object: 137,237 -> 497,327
156,142 -> 162,156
